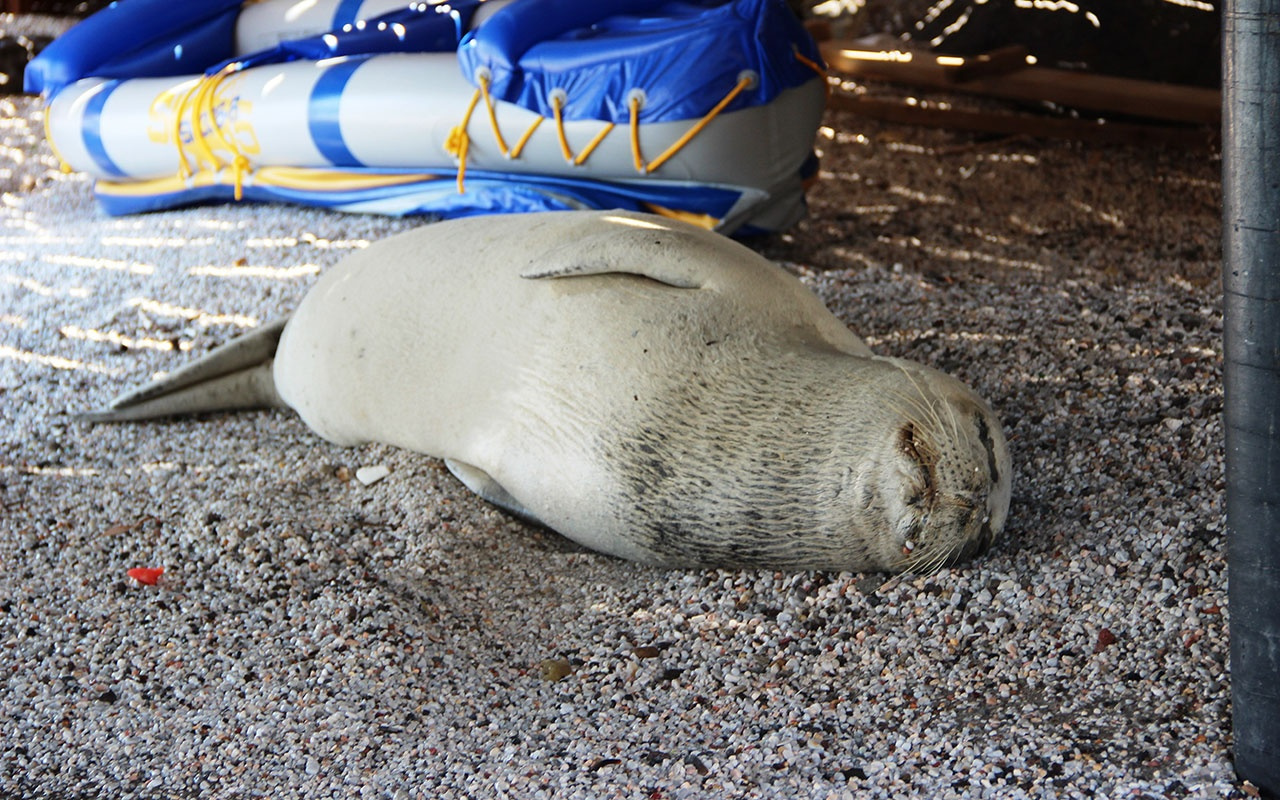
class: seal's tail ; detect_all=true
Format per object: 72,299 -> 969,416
77,317 -> 290,423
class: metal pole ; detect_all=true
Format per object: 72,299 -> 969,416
1223,1 -> 1280,793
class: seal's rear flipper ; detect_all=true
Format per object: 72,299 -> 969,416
444,458 -> 547,528
77,318 -> 290,423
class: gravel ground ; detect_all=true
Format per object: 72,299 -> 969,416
0,28 -> 1242,799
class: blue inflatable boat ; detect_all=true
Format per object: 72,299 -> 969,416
27,0 -> 827,233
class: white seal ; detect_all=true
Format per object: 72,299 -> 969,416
87,210 -> 1011,572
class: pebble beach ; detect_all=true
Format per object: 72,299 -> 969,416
0,21 -> 1242,798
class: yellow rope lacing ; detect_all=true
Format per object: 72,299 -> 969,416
573,121 -> 615,166
168,64 -> 254,200
793,47 -> 830,101
509,115 -> 542,159
199,66 -> 253,199
477,75 -> 509,155
170,78 -> 205,180
446,74 -> 519,193
448,70 -> 759,192
628,93 -> 645,172
148,55 -> 812,201
641,72 -> 753,174
794,49 -> 825,80
550,93 -> 573,163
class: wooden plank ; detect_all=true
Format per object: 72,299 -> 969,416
821,40 -> 1221,125
827,92 -> 1218,147
941,45 -> 1030,83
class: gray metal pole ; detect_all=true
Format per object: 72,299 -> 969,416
1223,1 -> 1280,793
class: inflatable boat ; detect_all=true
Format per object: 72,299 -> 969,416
26,0 -> 827,233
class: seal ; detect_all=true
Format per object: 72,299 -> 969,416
86,210 -> 1011,572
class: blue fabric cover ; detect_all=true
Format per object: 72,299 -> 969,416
456,0 -> 823,123
25,0 -> 244,95
30,0 -> 821,121
210,2 -> 483,74
26,0 -> 483,95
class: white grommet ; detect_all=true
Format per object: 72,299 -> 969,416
737,70 -> 759,89
625,88 -> 647,109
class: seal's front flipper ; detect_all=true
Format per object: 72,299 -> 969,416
444,458 -> 546,527
78,318 -> 289,423
518,216 -> 708,289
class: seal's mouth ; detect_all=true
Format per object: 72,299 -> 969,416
896,498 -> 995,573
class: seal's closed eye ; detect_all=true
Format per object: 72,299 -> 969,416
898,422 -> 938,502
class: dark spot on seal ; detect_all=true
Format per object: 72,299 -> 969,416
859,482 -> 876,510
974,412 -> 1000,487
646,458 -> 673,480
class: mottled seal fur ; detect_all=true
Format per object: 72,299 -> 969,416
86,210 -> 1011,572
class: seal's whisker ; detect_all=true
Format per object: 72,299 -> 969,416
940,386 -> 962,445
891,365 -> 952,444
880,383 -> 945,451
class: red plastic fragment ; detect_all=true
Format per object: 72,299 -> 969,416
1094,628 -> 1118,653
127,567 -> 165,585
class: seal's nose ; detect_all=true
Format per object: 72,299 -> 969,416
972,522 -> 995,557
955,532 -> 986,563
936,517 -> 995,569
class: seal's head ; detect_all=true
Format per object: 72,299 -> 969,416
857,360 -> 1012,573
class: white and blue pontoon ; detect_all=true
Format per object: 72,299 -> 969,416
27,0 -> 827,233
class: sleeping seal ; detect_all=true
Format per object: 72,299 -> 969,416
85,210 -> 1011,572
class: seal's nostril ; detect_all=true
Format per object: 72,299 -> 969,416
943,526 -> 992,568
974,525 -> 994,557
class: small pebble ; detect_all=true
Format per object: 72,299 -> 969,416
539,658 -> 574,682
355,465 -> 390,486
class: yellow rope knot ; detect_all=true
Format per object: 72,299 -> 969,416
444,125 -> 467,158
231,154 -> 251,201
448,82 -> 488,193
